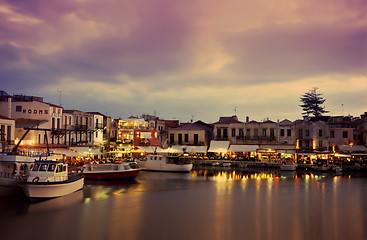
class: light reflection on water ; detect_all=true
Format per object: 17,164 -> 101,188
0,169 -> 366,240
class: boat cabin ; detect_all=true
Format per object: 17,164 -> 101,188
29,161 -> 68,182
146,155 -> 192,165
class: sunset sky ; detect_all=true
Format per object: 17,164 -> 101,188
1,0 -> 366,123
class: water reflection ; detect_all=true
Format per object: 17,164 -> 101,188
0,169 -> 366,240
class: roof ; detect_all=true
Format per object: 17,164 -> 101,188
170,120 -> 213,131
47,103 -> 62,108
87,112 -> 108,118
279,119 -> 293,126
338,145 -> 367,152
0,114 -> 13,120
214,116 -> 243,124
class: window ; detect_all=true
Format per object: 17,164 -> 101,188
194,134 -> 199,145
231,128 -> 235,137
287,129 -> 291,137
64,116 -> 67,127
280,129 -> 285,137
330,130 -> 335,138
33,164 -> 40,171
262,129 -> 267,137
40,164 -> 48,171
270,129 -> 275,138
239,129 -> 244,138
184,134 -> 189,142
217,129 -> 221,138
48,164 -> 56,172
170,133 -> 174,144
223,128 -> 228,139
306,130 -> 310,137
319,129 -> 323,137
178,134 -> 182,144
299,129 -> 303,138
246,129 -> 250,137
319,140 -> 323,147
52,118 -> 55,129
16,106 -> 22,112
343,131 -> 348,138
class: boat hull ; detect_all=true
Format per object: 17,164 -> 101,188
280,165 -> 297,171
143,163 -> 193,173
19,175 -> 84,200
83,169 -> 140,180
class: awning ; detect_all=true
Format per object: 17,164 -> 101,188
140,132 -> 152,139
161,145 -> 208,153
50,148 -> 85,157
207,140 -> 230,153
185,146 -> 208,153
69,147 -> 102,156
137,146 -> 166,153
338,145 -> 367,152
228,145 -> 258,153
297,153 -> 317,156
277,150 -> 296,154
334,153 -> 352,157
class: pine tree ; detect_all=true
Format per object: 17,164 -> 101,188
300,87 -> 328,118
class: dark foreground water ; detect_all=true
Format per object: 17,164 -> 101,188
1,169 -> 367,240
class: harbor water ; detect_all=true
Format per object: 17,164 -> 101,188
1,168 -> 367,240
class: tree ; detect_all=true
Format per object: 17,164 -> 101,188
300,87 -> 328,118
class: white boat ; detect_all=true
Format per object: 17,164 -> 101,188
212,161 -> 220,167
141,155 -> 193,172
280,159 -> 297,171
311,164 -> 329,172
0,153 -> 42,197
18,160 -> 84,201
82,162 -> 140,180
222,162 -> 231,167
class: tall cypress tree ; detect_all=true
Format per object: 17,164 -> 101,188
300,87 -> 328,118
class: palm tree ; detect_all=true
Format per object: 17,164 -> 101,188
300,87 -> 328,118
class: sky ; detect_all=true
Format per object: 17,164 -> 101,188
0,0 -> 366,123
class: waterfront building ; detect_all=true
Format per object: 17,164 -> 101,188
87,112 -> 109,148
244,118 -> 278,145
213,116 -> 244,144
0,91 -> 62,147
168,120 -> 213,146
278,119 -> 296,145
0,114 -> 15,149
110,117 -> 160,157
62,110 -> 94,146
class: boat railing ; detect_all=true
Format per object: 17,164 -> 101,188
0,171 -> 15,179
1,148 -> 47,158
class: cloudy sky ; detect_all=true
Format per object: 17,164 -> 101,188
1,0 -> 366,123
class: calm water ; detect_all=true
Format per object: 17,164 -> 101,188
1,169 -> 367,240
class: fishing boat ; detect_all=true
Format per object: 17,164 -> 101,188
140,155 -> 193,173
311,159 -> 329,172
18,160 -> 84,201
280,158 -> 297,171
81,162 -> 140,180
0,153 -> 39,197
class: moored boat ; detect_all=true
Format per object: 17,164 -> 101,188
0,151 -> 47,197
141,155 -> 193,172
280,158 -> 297,171
18,160 -> 84,201
82,162 -> 140,180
